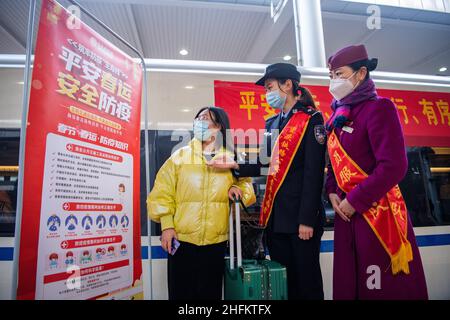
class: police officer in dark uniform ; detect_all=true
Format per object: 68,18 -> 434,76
209,63 -> 326,300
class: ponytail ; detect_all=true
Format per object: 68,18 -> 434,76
278,78 -> 318,110
297,86 -> 317,110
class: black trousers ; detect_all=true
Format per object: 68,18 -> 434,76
266,227 -> 324,300
167,240 -> 227,300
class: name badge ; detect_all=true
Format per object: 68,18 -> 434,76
342,126 -> 354,134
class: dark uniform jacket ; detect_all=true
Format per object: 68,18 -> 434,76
235,102 -> 326,233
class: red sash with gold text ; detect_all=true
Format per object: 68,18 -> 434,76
328,131 -> 413,275
259,111 -> 310,227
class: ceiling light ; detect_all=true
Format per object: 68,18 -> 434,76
439,67 -> 447,72
283,55 -> 292,61
181,108 -> 192,113
184,85 -> 194,89
179,49 -> 188,56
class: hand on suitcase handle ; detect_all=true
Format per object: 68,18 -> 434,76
229,191 -> 250,214
228,186 -> 242,203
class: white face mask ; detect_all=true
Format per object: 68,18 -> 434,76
329,71 -> 358,101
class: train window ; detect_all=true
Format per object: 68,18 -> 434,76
139,130 -> 155,237
0,174 -> 18,236
399,147 -> 450,226
323,188 -> 335,230
430,148 -> 450,225
322,158 -> 337,230
0,129 -> 20,236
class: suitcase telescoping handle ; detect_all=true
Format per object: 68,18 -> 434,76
229,196 -> 242,270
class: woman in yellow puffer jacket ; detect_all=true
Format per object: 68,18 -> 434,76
147,106 -> 256,300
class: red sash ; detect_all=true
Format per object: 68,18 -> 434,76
328,131 -> 413,275
259,111 -> 311,227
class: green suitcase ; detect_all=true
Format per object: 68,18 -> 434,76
259,259 -> 288,300
224,199 -> 287,300
224,258 -> 265,300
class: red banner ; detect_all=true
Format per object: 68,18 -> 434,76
17,0 -> 143,299
214,80 -> 450,147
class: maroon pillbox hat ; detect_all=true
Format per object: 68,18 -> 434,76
328,44 -> 370,71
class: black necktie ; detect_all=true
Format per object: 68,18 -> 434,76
280,114 -> 287,130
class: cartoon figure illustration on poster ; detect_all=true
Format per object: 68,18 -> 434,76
65,214 -> 78,231
120,244 -> 127,256
82,215 -> 93,231
64,251 -> 74,267
118,183 -> 125,205
120,215 -> 129,228
109,215 -> 118,229
107,246 -> 115,258
47,215 -> 61,232
80,250 -> 92,264
49,253 -> 58,269
95,248 -> 105,261
96,215 -> 106,229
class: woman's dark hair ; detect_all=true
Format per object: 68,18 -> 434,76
348,58 -> 378,80
194,106 -> 233,152
278,78 -> 317,110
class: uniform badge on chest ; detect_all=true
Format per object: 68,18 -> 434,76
342,126 -> 354,134
314,125 -> 326,145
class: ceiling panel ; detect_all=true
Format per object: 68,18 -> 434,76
0,26 -> 25,54
322,11 -> 450,75
133,3 -> 267,61
360,19 -> 450,74
0,0 -> 30,48
322,13 -> 372,60
261,18 -> 297,64
77,1 -> 143,57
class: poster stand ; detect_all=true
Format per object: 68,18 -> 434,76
11,0 -> 152,300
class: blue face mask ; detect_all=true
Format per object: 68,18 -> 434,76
193,120 -> 212,141
266,90 -> 286,110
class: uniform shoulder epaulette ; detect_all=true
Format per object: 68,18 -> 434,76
298,106 -> 321,117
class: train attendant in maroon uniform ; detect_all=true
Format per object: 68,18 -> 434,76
325,44 -> 428,300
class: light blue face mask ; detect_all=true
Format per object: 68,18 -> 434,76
193,120 -> 212,141
266,90 -> 286,110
